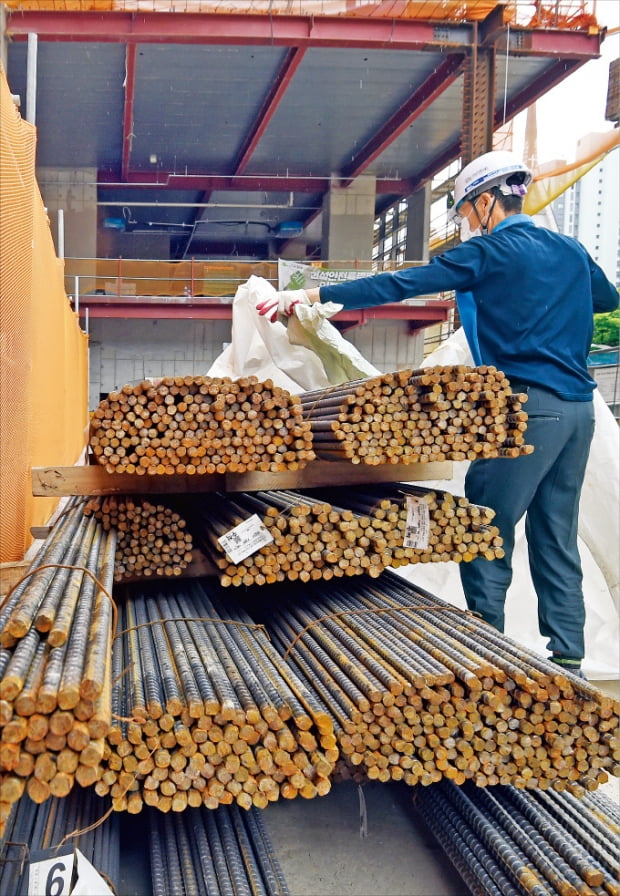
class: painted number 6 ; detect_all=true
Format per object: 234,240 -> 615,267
46,861 -> 68,896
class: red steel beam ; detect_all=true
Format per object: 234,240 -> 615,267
96,172 -> 414,194
6,11 -> 470,49
77,295 -> 453,326
233,47 -> 306,175
121,43 -> 137,182
342,54 -> 464,180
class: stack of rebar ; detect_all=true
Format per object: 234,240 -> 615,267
301,365 -> 534,464
89,375 -> 315,475
148,802 -> 290,896
185,484 -> 503,587
253,572 -> 619,795
0,502 -> 116,830
0,787 -> 120,895
413,780 -> 620,896
84,495 -> 194,582
309,483 -> 504,567
100,581 -> 336,814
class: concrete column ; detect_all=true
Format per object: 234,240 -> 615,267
37,167 -> 98,292
405,182 -> 431,263
321,174 -> 376,268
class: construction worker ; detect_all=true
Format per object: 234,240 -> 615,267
258,150 -> 619,678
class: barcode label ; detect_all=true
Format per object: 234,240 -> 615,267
218,514 -> 274,564
403,496 -> 430,549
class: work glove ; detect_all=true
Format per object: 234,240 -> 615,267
256,289 -> 311,323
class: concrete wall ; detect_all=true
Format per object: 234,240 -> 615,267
88,317 -> 425,409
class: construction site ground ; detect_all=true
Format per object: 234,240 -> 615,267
116,679 -> 620,896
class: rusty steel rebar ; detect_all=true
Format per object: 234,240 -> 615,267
147,801 -> 290,896
182,483 -> 503,588
250,571 -> 619,795
100,580 -> 335,814
0,504 -> 117,829
89,375 -> 315,475
413,780 -> 620,896
301,365 -> 534,465
84,494 -> 194,581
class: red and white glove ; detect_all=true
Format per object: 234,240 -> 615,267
256,289 -> 311,323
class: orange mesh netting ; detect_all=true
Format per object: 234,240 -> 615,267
0,64 -> 89,564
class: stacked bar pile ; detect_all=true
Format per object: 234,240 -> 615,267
301,365 -> 533,464
89,375 -> 315,475
0,788 -> 120,895
148,802 -> 290,896
84,495 -> 194,582
100,581 -> 336,814
253,572 -> 619,795
186,484 -> 502,587
414,780 -> 620,896
0,504 -> 115,832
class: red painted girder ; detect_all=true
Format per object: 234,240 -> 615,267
406,57 -> 592,195
342,54 -> 464,180
121,44 -> 137,182
234,47 -> 306,175
6,11 -> 470,49
518,28 -> 603,57
77,295 -> 453,323
97,172 -> 414,194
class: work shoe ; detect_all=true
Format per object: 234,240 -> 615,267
549,655 -> 587,681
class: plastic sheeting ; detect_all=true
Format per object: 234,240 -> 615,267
208,278 -> 619,680
207,275 -> 380,389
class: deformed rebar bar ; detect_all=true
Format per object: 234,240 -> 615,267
100,579 -> 335,813
183,482 -> 503,587
413,780 -> 620,896
89,375 -> 314,475
248,571 -> 619,794
0,787 -> 120,895
300,365 -> 534,465
147,802 -> 290,896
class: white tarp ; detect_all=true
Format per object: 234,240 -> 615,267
209,277 -> 620,680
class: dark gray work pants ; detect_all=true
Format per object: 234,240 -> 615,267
459,385 -> 595,660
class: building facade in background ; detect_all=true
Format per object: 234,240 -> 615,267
552,135 -> 620,285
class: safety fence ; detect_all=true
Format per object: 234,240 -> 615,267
0,65 -> 89,564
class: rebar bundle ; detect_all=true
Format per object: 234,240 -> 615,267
413,780 -> 620,896
252,572 -> 619,794
89,375 -> 315,475
148,802 -> 290,896
84,495 -> 194,582
185,484 -> 503,587
301,365 -> 534,464
100,581 -> 336,814
0,788 -> 120,896
0,504 -> 116,828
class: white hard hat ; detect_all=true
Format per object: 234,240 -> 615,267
448,151 -> 532,221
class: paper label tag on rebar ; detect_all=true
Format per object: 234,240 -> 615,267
218,514 -> 274,563
28,846 -> 114,896
403,496 -> 430,549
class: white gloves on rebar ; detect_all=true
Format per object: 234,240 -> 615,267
256,289 -> 311,323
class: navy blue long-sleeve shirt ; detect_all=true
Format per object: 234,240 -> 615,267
319,215 -> 618,401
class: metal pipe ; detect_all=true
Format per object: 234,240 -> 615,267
26,33 -> 37,125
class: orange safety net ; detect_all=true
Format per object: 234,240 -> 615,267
0,64 -> 89,564
0,0 -> 600,30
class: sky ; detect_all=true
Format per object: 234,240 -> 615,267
512,0 -> 620,165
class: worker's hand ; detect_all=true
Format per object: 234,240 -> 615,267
256,289 -> 311,323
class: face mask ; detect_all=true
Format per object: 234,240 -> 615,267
460,216 -> 481,242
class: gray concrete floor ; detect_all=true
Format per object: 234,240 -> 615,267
116,679 -> 620,896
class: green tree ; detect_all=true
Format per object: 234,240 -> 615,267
592,306 -> 619,348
